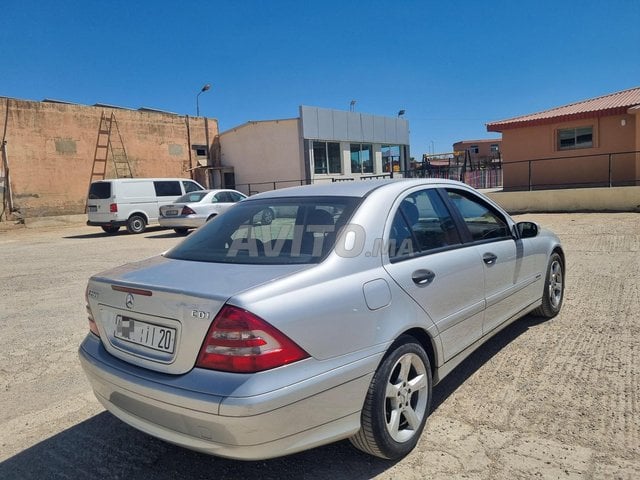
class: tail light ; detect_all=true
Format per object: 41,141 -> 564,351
196,305 -> 309,373
181,206 -> 196,215
85,285 -> 100,337
110,203 -> 118,213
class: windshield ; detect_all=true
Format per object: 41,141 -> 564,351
165,196 -> 360,264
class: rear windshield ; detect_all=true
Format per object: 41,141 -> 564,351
88,182 -> 111,199
176,191 -> 208,203
165,196 -> 360,264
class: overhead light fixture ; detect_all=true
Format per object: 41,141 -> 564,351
196,84 -> 212,116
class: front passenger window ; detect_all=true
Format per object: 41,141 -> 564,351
447,191 -> 510,242
183,181 -> 201,193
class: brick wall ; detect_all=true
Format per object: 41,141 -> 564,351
0,97 -> 218,217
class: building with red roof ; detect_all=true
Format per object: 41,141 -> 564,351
486,87 -> 640,190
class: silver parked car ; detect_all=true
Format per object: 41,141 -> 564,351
79,179 -> 564,460
158,189 -> 247,234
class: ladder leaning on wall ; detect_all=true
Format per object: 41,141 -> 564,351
88,111 -> 133,185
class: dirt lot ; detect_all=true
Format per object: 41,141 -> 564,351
0,213 -> 638,479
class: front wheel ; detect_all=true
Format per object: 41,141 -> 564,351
173,228 -> 189,235
532,252 -> 564,318
350,335 -> 432,459
126,214 -> 146,234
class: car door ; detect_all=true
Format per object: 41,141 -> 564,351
383,187 -> 486,362
445,188 -> 535,334
213,191 -> 234,213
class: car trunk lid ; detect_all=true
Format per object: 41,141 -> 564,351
159,203 -> 186,217
87,255 -> 310,374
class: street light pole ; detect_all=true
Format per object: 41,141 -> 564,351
196,84 -> 211,117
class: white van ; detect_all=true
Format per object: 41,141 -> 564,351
86,178 -> 205,234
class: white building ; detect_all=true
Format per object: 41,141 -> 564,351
219,106 -> 410,194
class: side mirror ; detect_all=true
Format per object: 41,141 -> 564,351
516,221 -> 539,239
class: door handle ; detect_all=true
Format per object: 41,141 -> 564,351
483,252 -> 498,265
412,269 -> 436,286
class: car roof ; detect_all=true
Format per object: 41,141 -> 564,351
186,189 -> 242,194
248,178 -> 468,199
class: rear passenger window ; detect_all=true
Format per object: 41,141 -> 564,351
215,192 -> 232,203
389,189 -> 461,260
154,181 -> 182,196
447,190 -> 511,242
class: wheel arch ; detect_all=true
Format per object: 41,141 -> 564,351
128,211 -> 149,223
396,327 -> 437,378
552,245 -> 565,268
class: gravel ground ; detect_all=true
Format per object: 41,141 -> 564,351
0,213 -> 638,479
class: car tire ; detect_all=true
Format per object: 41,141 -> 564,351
174,228 -> 189,235
532,252 -> 564,318
126,214 -> 146,234
350,335 -> 432,459
101,225 -> 120,234
206,214 -> 217,222
261,208 -> 274,225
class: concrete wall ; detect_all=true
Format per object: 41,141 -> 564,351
219,119 -> 304,194
500,113 -> 638,190
486,186 -> 640,213
0,98 -> 217,217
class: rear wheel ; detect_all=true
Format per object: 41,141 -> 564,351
261,208 -> 274,225
350,335 -> 432,459
206,214 -> 217,222
173,228 -> 189,235
126,214 -> 146,234
101,225 -> 120,234
532,252 -> 564,318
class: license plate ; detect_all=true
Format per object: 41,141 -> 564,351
114,315 -> 176,353
165,210 -> 178,216
88,205 -> 97,212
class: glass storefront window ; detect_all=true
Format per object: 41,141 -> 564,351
351,144 -> 373,174
382,145 -> 401,172
313,141 -> 341,174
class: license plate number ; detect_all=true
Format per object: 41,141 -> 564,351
88,205 -> 97,212
165,210 -> 178,216
114,315 -> 176,353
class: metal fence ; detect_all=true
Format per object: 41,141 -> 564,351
503,150 -> 640,191
232,151 -> 638,195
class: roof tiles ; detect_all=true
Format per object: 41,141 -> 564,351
487,86 -> 640,131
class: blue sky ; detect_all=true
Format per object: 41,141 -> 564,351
2,0 -> 639,158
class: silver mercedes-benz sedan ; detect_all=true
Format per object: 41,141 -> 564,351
158,189 -> 247,234
79,179 -> 564,460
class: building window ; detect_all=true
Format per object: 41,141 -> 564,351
469,145 -> 479,154
350,144 -> 373,174
490,144 -> 500,153
558,126 -> 593,150
193,145 -> 208,156
313,141 -> 341,174
382,145 -> 401,172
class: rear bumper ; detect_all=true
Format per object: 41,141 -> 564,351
78,333 -> 377,460
87,220 -> 127,227
158,217 -> 204,229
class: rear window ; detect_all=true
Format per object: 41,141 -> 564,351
176,192 -> 208,203
165,196 -> 360,264
88,182 -> 111,199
